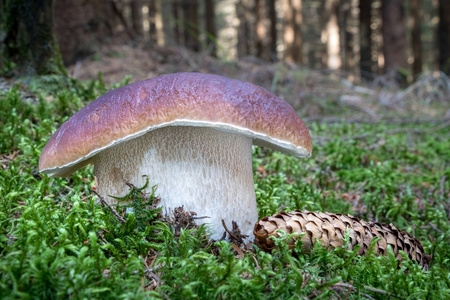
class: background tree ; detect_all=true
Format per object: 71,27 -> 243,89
320,0 -> 341,69
150,0 -> 173,46
360,0 -> 374,78
410,0 -> 422,77
148,0 -> 157,43
236,0 -> 253,58
438,0 -> 450,74
268,0 -> 277,61
381,0 -> 407,74
2,0 -> 445,82
171,0 -> 181,44
131,0 -> 143,39
284,0 -> 303,63
255,0 -> 266,59
341,0 -> 359,79
161,0 -> 174,45
1,0 -> 65,75
54,0 -> 114,65
154,0 -> 164,45
182,0 -> 200,51
110,0 -> 135,40
204,0 -> 217,56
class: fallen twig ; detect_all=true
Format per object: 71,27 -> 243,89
91,189 -> 126,223
330,282 -> 393,300
429,223 -> 445,234
252,255 -> 261,270
363,284 -> 393,297
221,219 -> 241,243
191,216 -> 211,220
231,244 -> 245,258
145,269 -> 161,283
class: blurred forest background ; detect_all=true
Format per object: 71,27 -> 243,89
1,0 -> 449,117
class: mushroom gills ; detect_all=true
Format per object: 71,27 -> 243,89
93,126 -> 258,240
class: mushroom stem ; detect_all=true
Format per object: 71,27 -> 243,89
93,126 -> 258,240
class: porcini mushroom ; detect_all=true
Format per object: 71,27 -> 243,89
39,73 -> 312,240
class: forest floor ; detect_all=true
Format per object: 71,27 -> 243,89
1,43 -> 449,299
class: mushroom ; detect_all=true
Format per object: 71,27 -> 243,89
39,73 -> 312,240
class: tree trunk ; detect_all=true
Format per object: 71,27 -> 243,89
236,0 -> 252,57
172,0 -> 181,44
153,0 -> 173,46
381,0 -> 407,73
148,0 -> 157,43
182,0 -> 200,51
155,0 -> 165,45
321,0 -> 341,69
439,0 -> 450,74
268,0 -> 277,61
284,0 -> 303,63
360,0 -> 373,78
410,0 -> 422,77
254,0 -> 266,59
204,0 -> 217,56
161,0 -> 174,45
53,0 -> 114,65
342,0 -> 359,79
1,0 -> 66,75
110,0 -> 135,40
130,0 -> 143,38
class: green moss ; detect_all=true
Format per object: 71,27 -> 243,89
0,75 -> 448,299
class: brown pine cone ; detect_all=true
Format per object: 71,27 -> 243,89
254,210 -> 431,269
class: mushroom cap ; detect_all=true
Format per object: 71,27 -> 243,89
39,72 -> 312,177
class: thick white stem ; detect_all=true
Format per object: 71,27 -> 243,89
93,126 -> 258,240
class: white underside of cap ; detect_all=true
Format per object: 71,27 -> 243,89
41,119 -> 311,177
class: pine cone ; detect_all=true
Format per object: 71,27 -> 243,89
254,210 -> 431,269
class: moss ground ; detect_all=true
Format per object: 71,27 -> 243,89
0,74 -> 448,299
